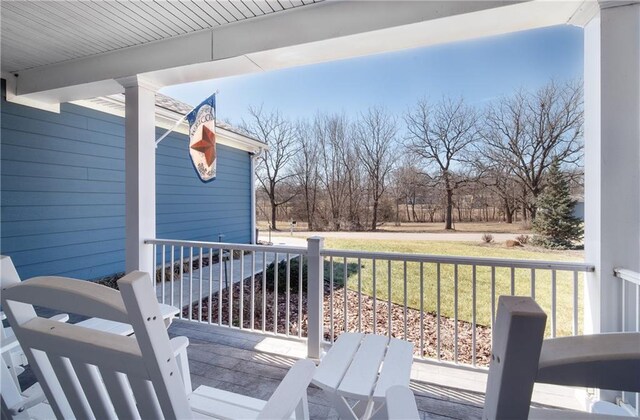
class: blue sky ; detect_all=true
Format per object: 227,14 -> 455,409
161,25 -> 583,124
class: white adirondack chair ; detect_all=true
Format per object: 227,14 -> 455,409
1,255 -> 180,418
1,255 -> 69,419
2,270 -> 315,419
383,296 -> 638,420
484,296 -> 638,419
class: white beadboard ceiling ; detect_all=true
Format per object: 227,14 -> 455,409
1,0 -> 321,73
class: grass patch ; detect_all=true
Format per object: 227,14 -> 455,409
323,239 -> 585,337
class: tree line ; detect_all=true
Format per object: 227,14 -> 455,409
241,80 -> 584,231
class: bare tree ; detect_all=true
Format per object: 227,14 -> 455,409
292,120 -> 320,230
393,160 -> 429,222
354,107 -> 399,230
316,113 -> 350,230
343,138 -> 367,230
483,80 -> 583,218
405,97 -> 481,230
243,106 -> 299,230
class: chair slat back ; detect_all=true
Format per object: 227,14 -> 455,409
2,271 -> 192,420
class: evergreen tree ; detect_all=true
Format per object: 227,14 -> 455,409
532,160 -> 583,249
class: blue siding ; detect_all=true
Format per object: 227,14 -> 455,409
1,82 -> 252,280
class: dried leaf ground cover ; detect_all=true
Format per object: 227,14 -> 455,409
184,275 -> 492,366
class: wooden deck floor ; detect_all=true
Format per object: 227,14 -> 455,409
16,315 -> 580,419
170,320 -> 487,420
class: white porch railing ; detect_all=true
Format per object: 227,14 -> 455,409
145,238 -> 594,367
614,268 -> 640,415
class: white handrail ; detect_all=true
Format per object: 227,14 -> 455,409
322,248 -> 594,272
614,268 -> 640,286
145,238 -> 307,255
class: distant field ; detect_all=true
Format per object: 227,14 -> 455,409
322,238 -> 585,337
257,220 -> 532,234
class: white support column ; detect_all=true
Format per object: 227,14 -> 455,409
120,77 -> 158,274
584,2 -> 640,337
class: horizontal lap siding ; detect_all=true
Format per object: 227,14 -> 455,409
1,84 -> 252,280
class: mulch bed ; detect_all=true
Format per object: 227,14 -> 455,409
183,275 -> 492,366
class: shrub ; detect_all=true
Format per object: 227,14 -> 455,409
265,258 -> 308,294
481,233 -> 494,243
515,234 -> 530,245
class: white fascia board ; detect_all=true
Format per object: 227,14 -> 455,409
9,0 -> 587,103
71,96 -> 266,153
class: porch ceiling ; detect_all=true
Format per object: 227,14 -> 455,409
0,0 -> 322,73
1,1 -> 595,105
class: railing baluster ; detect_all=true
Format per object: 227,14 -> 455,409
251,251 -> 255,330
573,270 -> 578,336
387,260 -> 392,338
161,245 -> 166,304
490,266 -> 496,329
531,269 -> 536,300
419,262 -> 424,359
329,256 -> 334,343
510,266 -> 515,296
357,258 -> 362,333
472,265 -> 476,367
403,261 -> 408,341
273,252 -> 278,334
198,247 -> 203,323
286,253 -> 290,336
622,277 -> 627,332
298,255 -> 303,338
262,251 -> 267,333
218,248 -> 223,326
551,269 -> 557,338
170,246 -> 175,308
179,246 -> 184,320
373,259 -> 377,336
436,262 -> 441,362
153,244 -> 157,292
208,248 -> 213,324
454,264 -> 458,363
229,250 -> 234,327
636,283 -> 639,332
189,247 -> 193,321
240,252 -> 245,329
343,257 -> 348,334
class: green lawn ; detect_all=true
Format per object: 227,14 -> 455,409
322,239 -> 586,337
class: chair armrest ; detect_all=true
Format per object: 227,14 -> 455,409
537,332 -> 640,392
385,386 -> 420,420
170,336 -> 192,394
258,359 -> 316,420
0,335 -> 21,354
6,383 -> 47,416
49,313 -> 69,323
